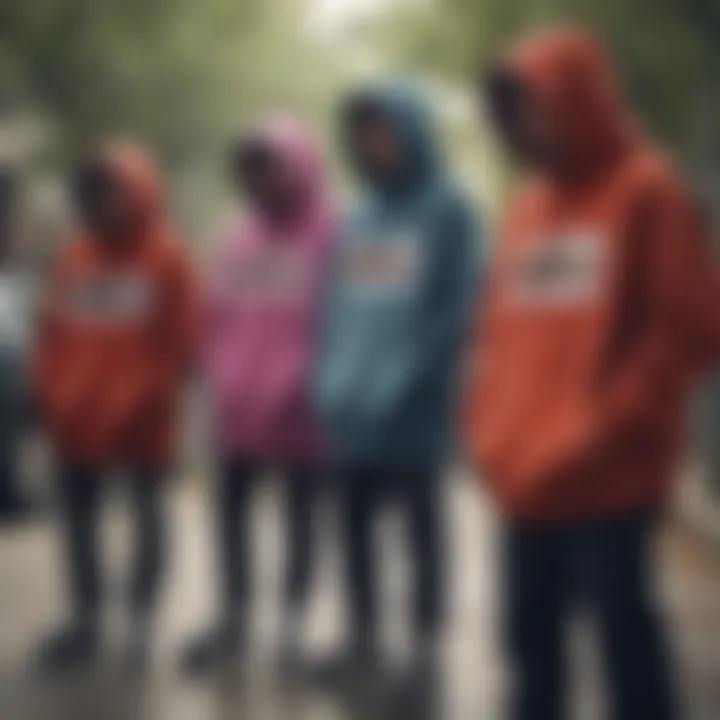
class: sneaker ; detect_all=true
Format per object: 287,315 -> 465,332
311,641 -> 381,694
180,625 -> 244,677
123,625 -> 152,678
36,624 -> 99,675
388,650 -> 441,719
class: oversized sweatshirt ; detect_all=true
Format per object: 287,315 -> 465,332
204,119 -> 335,462
464,28 -> 720,522
316,81 -> 481,468
34,144 -> 197,466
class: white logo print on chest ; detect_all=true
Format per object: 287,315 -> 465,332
344,232 -> 422,296
65,273 -> 156,324
229,244 -> 312,305
510,228 -> 606,308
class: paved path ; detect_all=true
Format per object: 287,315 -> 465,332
0,473 -> 719,719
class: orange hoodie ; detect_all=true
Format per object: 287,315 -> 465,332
34,144 -> 197,466
465,28 -> 720,522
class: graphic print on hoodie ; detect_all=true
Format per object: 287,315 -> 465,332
464,28 -> 720,522
34,144 -> 198,466
204,119 -> 335,462
316,81 -> 481,468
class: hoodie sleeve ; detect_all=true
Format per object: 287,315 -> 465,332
32,249 -> 72,425
99,239 -> 199,435
162,241 -> 200,376
592,168 -> 720,444
398,192 -> 482,409
312,227 -> 343,415
201,235 -> 231,368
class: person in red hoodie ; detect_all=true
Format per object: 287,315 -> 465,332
465,28 -> 720,720
33,143 -> 197,672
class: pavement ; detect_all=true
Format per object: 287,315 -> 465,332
0,471 -> 719,719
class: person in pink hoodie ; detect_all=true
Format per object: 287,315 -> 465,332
181,119 -> 335,674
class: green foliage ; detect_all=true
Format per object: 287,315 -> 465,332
378,0 -> 720,183
0,0 -> 345,237
0,0 -> 267,165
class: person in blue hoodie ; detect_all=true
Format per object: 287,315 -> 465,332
316,81 -> 481,682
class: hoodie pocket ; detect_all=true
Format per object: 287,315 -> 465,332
322,317 -> 417,430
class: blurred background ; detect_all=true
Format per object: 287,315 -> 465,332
0,0 -> 719,718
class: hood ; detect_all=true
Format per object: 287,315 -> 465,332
501,27 -> 634,181
248,117 -> 327,221
98,142 -> 165,240
342,79 -> 443,197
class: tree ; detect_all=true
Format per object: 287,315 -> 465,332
377,0 -> 720,191
0,1 -> 266,163
0,0 -> 345,236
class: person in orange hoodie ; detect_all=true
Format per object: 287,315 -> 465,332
33,144 -> 197,672
465,28 -> 720,720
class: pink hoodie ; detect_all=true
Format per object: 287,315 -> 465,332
204,119 -> 335,462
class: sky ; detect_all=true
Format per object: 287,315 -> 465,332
308,0 -> 386,33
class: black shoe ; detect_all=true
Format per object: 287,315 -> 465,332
0,494 -> 32,525
36,624 -> 99,675
277,609 -> 306,680
180,625 -> 243,677
312,641 -> 381,693
123,628 -> 151,678
388,649 -> 441,719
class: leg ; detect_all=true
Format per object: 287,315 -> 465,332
284,465 -> 319,612
127,468 -> 167,624
279,465 -> 320,669
125,467 -> 167,669
391,468 -> 445,719
342,466 -> 382,649
0,420 -> 22,518
405,467 -> 444,643
504,522 -> 570,720
312,466 -> 384,688
58,464 -> 103,629
216,457 -> 255,631
37,463 -> 102,671
583,513 -> 679,720
180,457 -> 255,675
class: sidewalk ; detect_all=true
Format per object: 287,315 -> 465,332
0,472 -> 718,719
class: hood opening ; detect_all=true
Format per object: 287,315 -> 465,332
341,81 -> 442,196
76,143 -> 164,247
497,27 -> 634,182
232,118 -> 325,227
484,64 -> 557,170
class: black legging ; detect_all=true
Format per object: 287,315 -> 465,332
215,457 -> 320,628
57,463 -> 166,626
504,512 -> 678,720
340,465 -> 444,646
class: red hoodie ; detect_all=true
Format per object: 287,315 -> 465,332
465,28 -> 720,522
34,143 -> 197,466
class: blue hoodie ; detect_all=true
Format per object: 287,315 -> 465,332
316,81 -> 482,468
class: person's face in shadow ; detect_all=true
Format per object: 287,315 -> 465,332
483,68 -> 557,170
346,99 -> 404,186
233,138 -> 296,219
73,159 -> 131,244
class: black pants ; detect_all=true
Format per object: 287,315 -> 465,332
0,407 -> 25,518
58,464 -> 166,627
0,437 -> 20,516
504,512 -> 678,720
215,457 -> 320,627
340,465 -> 444,646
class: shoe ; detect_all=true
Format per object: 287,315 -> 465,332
311,641 -> 380,693
0,495 -> 32,525
123,627 -> 151,678
36,623 -> 99,675
388,649 -> 440,719
277,609 -> 305,680
180,625 -> 243,677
